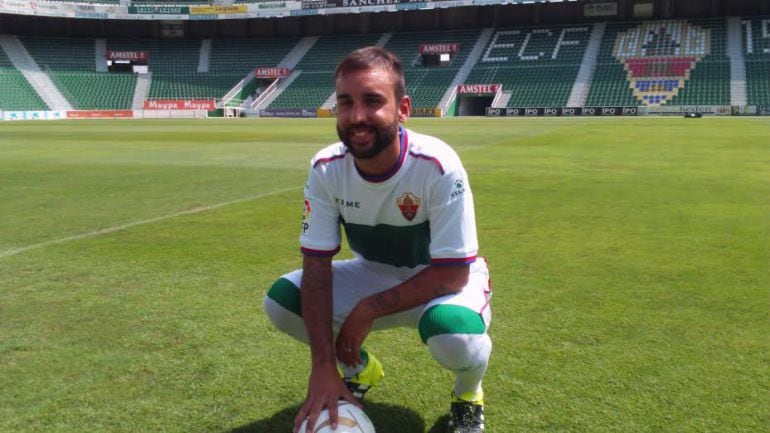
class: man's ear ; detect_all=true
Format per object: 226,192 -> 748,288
398,95 -> 411,123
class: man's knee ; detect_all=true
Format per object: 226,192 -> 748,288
264,278 -> 302,328
265,277 -> 302,316
418,304 -> 486,343
419,305 -> 491,372
263,278 -> 309,343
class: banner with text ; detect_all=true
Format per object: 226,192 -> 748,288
486,107 -> 639,117
410,107 -> 442,117
261,108 -> 317,118
189,4 -> 247,14
128,6 -> 189,14
419,43 -> 460,54
732,105 -> 770,116
144,100 -> 216,110
457,84 -> 502,95
255,67 -> 291,78
2,110 -> 67,121
643,105 -> 731,116
107,51 -> 149,61
67,110 -> 134,119
584,2 -> 617,17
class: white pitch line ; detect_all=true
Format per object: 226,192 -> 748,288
0,186 -> 300,260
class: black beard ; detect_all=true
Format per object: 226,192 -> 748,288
337,121 -> 399,159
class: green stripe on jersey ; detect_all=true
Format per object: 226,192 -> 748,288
343,221 -> 430,268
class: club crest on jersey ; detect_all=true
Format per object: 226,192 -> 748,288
396,192 -> 421,221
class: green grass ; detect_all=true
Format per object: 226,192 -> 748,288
1,117 -> 768,432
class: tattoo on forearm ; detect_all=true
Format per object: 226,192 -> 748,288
373,289 -> 400,310
434,284 -> 453,297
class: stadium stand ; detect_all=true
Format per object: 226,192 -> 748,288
743,17 -> 770,105
667,19 -> 730,105
20,36 -> 136,110
267,33 -> 382,110
101,38 -> 298,104
384,29 -> 482,108
107,39 -> 212,101
210,38 -> 299,77
0,42 -> 48,111
465,25 -> 591,107
210,37 -> 300,106
586,19 -> 730,107
0,15 -> 759,113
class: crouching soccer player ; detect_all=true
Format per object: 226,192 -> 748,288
263,46 -> 492,433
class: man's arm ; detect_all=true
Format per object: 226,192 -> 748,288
335,264 -> 469,366
293,254 -> 357,433
361,264 -> 469,317
301,254 -> 336,367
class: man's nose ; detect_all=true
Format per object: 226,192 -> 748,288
350,102 -> 367,123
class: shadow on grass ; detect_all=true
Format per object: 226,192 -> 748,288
228,402 -> 430,433
426,415 -> 450,433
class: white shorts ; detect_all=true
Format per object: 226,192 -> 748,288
279,257 -> 492,332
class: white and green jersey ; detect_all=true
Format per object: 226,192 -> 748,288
300,126 -> 478,273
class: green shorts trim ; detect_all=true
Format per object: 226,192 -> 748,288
418,304 -> 486,343
266,277 -> 302,316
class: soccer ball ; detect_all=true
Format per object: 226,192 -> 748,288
298,401 -> 375,433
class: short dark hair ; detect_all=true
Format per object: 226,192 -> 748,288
335,46 -> 406,100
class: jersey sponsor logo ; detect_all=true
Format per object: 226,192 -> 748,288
396,192 -> 421,221
335,197 -> 361,208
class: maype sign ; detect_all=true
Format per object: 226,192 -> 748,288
144,100 -> 216,110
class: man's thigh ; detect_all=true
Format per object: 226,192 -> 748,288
424,259 -> 492,325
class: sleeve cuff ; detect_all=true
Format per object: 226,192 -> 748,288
431,256 -> 476,266
300,245 -> 341,257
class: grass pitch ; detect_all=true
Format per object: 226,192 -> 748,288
1,117 -> 768,432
